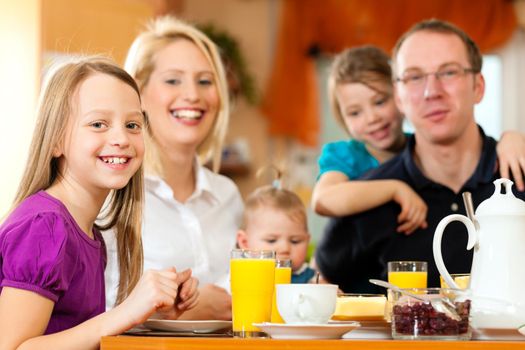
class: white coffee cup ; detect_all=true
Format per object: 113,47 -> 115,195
276,284 -> 338,324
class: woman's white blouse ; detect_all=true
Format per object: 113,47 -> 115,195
104,164 -> 244,308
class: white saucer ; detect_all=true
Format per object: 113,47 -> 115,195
472,327 -> 525,340
143,319 -> 232,333
253,322 -> 360,339
333,320 -> 392,339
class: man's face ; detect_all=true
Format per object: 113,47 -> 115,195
393,31 -> 485,145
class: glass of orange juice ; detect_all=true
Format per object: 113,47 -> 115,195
270,259 -> 292,323
230,249 -> 275,337
387,261 -> 427,288
440,273 -> 470,289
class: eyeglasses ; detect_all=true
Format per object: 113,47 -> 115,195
395,63 -> 478,90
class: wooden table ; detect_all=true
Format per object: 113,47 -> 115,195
101,336 -> 525,350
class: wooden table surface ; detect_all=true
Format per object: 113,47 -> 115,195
101,336 -> 525,350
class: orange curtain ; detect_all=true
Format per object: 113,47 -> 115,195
261,0 -> 517,147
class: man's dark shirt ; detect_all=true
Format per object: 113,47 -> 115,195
315,130 -> 525,293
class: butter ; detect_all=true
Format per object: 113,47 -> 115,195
332,294 -> 387,321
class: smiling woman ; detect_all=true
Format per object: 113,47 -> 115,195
103,16 -> 244,321
139,38 -> 219,162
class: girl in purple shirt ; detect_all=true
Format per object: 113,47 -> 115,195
0,57 -> 199,349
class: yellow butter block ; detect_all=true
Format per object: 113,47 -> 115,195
332,294 -> 387,321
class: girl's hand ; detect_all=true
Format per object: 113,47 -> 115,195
175,269 -> 199,311
393,181 -> 428,235
497,131 -> 525,191
155,269 -> 200,319
118,268 -> 180,327
177,284 -> 231,320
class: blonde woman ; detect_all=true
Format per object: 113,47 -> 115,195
0,57 -> 198,349
104,16 -> 243,320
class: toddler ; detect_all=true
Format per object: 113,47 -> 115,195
237,182 -> 315,283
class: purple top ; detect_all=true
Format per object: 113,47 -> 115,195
0,191 -> 106,334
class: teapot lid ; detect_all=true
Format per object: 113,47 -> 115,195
475,178 -> 525,216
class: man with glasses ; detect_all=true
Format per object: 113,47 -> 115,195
315,19 -> 525,292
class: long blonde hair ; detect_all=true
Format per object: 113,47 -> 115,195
11,56 -> 145,305
125,15 -> 230,173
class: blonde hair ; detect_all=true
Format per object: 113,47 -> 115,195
125,15 -> 230,173
11,56 -> 145,305
242,167 -> 308,231
328,46 -> 393,136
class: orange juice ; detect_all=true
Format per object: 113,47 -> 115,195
388,271 -> 427,288
270,266 -> 292,323
440,274 -> 470,289
230,258 -> 275,334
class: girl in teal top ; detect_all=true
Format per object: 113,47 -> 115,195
319,139 -> 378,180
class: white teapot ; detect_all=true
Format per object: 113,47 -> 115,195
433,178 -> 525,329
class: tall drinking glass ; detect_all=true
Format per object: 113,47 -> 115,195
230,249 -> 275,337
440,273 -> 470,289
387,261 -> 428,288
270,259 -> 292,323
386,261 -> 427,322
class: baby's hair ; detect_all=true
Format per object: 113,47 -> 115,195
256,164 -> 285,190
10,55 -> 145,305
242,166 -> 308,231
328,45 -> 393,134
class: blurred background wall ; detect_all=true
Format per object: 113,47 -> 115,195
0,1 -> 40,218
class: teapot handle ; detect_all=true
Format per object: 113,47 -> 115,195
433,214 -> 478,289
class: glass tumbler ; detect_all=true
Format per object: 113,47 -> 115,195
230,249 -> 275,337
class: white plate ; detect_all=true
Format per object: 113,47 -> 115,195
472,327 -> 525,340
142,319 -> 232,333
333,320 -> 392,339
253,322 -> 360,339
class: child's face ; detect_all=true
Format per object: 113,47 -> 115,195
141,38 -> 220,153
58,73 -> 145,196
336,81 -> 404,153
237,207 -> 310,272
